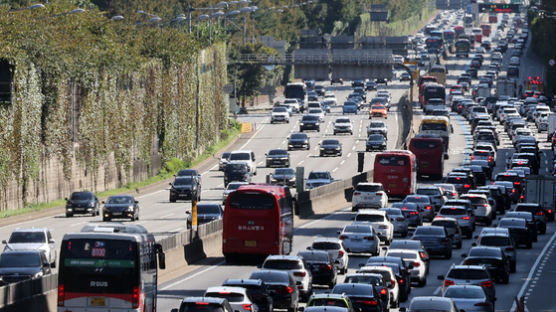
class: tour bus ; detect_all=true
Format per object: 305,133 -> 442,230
420,82 -> 446,107
284,82 -> 306,104
428,65 -> 448,86
409,134 -> 445,179
418,116 -> 453,151
455,39 -> 471,58
425,36 -> 444,54
480,24 -> 491,37
454,25 -> 465,38
57,231 -> 166,311
373,150 -> 417,197
222,183 -> 294,262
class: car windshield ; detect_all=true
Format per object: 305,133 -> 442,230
303,115 -> 319,121
0,253 -> 41,267
416,189 -> 440,196
368,134 -> 385,141
250,271 -> 289,283
106,196 -> 134,204
308,172 -> 330,180
205,292 -> 245,303
344,275 -> 381,286
480,236 -> 510,246
469,248 -> 500,258
70,192 -> 93,200
308,299 -> 347,308
444,286 -> 484,298
387,252 -> 416,259
414,227 -> 443,236
336,119 -> 350,123
499,219 -> 525,227
180,303 -> 225,312
421,123 -> 447,131
440,208 -> 465,215
174,177 -> 193,185
8,232 -> 46,243
370,122 -> 385,128
230,153 -> 250,161
263,260 -> 302,270
197,205 -> 221,214
405,196 -> 429,203
268,150 -> 287,156
343,225 -> 372,233
290,133 -> 307,140
447,269 -> 489,279
226,183 -> 245,191
312,242 -> 340,250
297,252 -> 329,262
273,107 -> 287,112
274,168 -> 294,175
355,184 -> 382,192
355,215 -> 384,222
322,140 -> 339,145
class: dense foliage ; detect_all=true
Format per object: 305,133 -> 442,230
0,0 -> 229,208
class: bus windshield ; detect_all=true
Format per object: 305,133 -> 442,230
61,238 -> 139,294
421,123 -> 447,131
411,140 -> 441,149
376,155 -> 408,166
284,84 -> 305,100
228,193 -> 275,209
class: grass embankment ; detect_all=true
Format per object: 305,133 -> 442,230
355,6 -> 438,39
0,122 -> 242,219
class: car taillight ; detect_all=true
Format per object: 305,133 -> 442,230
514,182 -> 521,185
512,189 -> 516,193
57,284 -> 65,306
243,304 -> 253,311
549,209 -> 553,214
380,288 -> 388,295
364,236 -> 375,240
294,271 -> 306,277
482,280 -> 493,288
520,195 -> 524,199
444,279 -> 455,287
462,216 -> 470,220
488,156 -> 492,161
279,286 -> 293,294
471,156 -> 475,160
132,285 -> 140,309
391,279 -> 396,286
339,235 -> 348,240
338,250 -> 344,257
475,302 -> 491,307
536,211 -> 544,216
420,252 -> 428,260
320,264 -> 333,271
452,192 -> 457,197
353,192 -> 360,196
412,261 -> 421,267
484,204 -> 488,208
410,211 -> 419,215
399,278 -> 405,284
464,184 -> 471,188
357,299 -> 378,305
426,205 -> 432,210
441,238 -> 449,243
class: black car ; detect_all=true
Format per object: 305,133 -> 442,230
223,162 -> 250,187
300,115 -> 320,132
343,273 -> 390,309
462,246 -> 510,284
365,256 -> 412,301
375,77 -> 388,85
366,134 -> 387,152
102,195 -> 140,221
515,203 -> 547,234
331,77 -> 344,85
314,85 -> 325,96
319,139 -> 342,157
288,133 -> 310,150
444,174 -> 474,195
65,191 -> 100,217
271,168 -> 296,187
222,279 -> 274,312
297,250 -> 337,288
411,225 -> 452,259
352,80 -> 365,88
505,211 -> 538,242
331,283 -> 384,312
169,175 -> 201,202
0,250 -> 51,285
187,203 -> 223,229
498,217 -> 533,248
171,297 -> 234,312
365,80 -> 377,91
249,269 -> 300,312
266,149 -> 290,168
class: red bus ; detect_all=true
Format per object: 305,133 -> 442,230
420,83 -> 446,108
373,150 -> 417,197
223,184 -> 294,262
409,134 -> 445,179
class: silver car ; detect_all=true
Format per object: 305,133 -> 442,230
338,223 -> 380,255
391,202 -> 422,227
204,286 -> 260,312
379,207 -> 409,237
437,206 -> 475,239
400,296 -> 459,312
474,228 -> 517,273
415,186 -> 447,210
222,181 -> 249,203
403,195 -> 434,222
2,228 -> 56,268
442,285 -> 494,312
385,249 -> 427,287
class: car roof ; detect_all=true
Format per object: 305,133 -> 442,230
12,228 -> 48,233
205,286 -> 249,294
264,255 -> 303,261
223,278 -> 263,287
181,297 -> 229,304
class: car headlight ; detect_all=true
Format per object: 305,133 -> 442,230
127,205 -> 134,211
320,148 -> 325,150
33,272 -> 43,279
89,202 -> 96,208
300,122 -> 304,125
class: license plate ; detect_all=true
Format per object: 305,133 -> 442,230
112,212 -> 122,216
389,183 -> 397,187
245,240 -> 257,247
91,297 -> 105,306
352,238 -> 362,242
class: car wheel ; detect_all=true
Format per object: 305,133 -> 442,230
307,145 -> 310,150
541,225 -> 547,235
66,212 -> 73,218
169,196 -> 176,203
51,261 -> 56,268
418,277 -> 426,287
511,261 -> 516,273
445,250 -> 452,259
103,216 -> 110,222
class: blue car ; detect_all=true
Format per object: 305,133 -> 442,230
342,103 -> 358,115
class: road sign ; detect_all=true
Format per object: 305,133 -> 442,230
404,60 -> 417,65
478,3 -> 520,13
241,122 -> 252,133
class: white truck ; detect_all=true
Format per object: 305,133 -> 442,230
496,77 -> 516,97
524,176 -> 555,219
547,113 -> 556,142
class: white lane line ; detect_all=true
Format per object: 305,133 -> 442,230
170,227 -> 183,232
160,213 -> 175,219
340,160 -> 346,165
347,153 -> 352,158
433,286 -> 441,295
258,161 -> 264,166
511,229 -> 556,312
69,221 -> 87,227
298,160 -> 304,165
332,167 -> 339,172
136,189 -> 165,199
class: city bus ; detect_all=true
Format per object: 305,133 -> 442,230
455,39 -> 471,58
222,184 -> 294,262
284,82 -> 306,103
425,36 -> 444,54
420,82 -> 446,107
373,150 -> 417,197
57,231 -> 166,311
409,134 -> 445,179
418,116 -> 453,151
428,65 -> 448,86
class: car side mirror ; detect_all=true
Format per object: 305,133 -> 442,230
306,246 -> 312,250
64,197 -> 68,201
171,309 -> 179,312
169,183 -> 172,186
135,201 -> 139,204
471,242 -> 477,246
296,281 -> 302,285
437,275 -> 445,280
155,243 -> 166,269
337,230 -> 341,235
101,201 -> 105,204
1,240 -> 6,244
186,211 -> 191,214
49,239 -> 55,244
461,253 -> 467,258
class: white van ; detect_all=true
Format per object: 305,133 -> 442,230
228,150 -> 257,175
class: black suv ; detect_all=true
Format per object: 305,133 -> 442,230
224,162 -> 250,187
169,174 -> 201,202
65,191 -> 100,217
300,115 -> 320,132
266,149 -> 290,168
222,279 -> 274,312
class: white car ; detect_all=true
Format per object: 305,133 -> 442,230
333,117 -> 353,135
367,120 -> 387,136
2,228 -> 57,267
537,114 -> 549,132
204,286 -> 260,312
376,90 -> 392,105
261,255 -> 313,301
385,249 -> 427,286
353,209 -> 394,244
379,207 -> 409,237
307,108 -> 325,121
357,265 -> 400,308
270,106 -> 290,124
228,150 -> 257,176
283,98 -> 300,112
222,181 -> 249,203
352,182 -> 388,210
324,91 -> 336,100
308,238 -> 349,274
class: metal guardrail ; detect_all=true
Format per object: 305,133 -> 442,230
231,53 -> 394,65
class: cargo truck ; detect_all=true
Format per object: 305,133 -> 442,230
496,77 -> 516,97
524,176 -> 555,221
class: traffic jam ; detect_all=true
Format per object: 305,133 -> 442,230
170,7 -> 553,312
